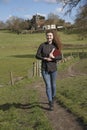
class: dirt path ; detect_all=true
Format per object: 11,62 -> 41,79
35,82 -> 85,130
34,62 -> 87,130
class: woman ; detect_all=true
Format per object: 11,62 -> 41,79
36,29 -> 62,110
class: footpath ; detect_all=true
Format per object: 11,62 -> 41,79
34,63 -> 87,130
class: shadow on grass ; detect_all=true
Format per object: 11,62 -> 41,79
0,102 -> 50,111
10,54 -> 35,58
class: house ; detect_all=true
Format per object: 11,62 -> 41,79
43,24 -> 56,30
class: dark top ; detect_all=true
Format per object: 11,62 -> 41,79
36,42 -> 62,72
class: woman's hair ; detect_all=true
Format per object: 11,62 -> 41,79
46,29 -> 62,50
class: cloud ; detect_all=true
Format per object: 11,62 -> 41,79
36,12 -> 46,17
1,0 -> 10,4
24,13 -> 46,20
6,15 -> 12,20
24,14 -> 32,20
34,0 -> 57,3
55,7 -> 63,13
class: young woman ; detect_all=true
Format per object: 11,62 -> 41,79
36,30 -> 62,110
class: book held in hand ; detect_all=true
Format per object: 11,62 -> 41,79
53,49 -> 61,57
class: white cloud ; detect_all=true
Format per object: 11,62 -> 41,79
45,0 -> 57,3
34,0 -> 57,3
36,12 -> 46,17
6,15 -> 12,20
55,7 -> 63,13
1,0 -> 10,3
24,14 -> 32,20
24,13 -> 46,20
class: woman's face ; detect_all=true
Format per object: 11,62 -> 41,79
46,32 -> 53,43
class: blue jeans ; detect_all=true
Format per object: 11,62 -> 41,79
42,70 -> 57,102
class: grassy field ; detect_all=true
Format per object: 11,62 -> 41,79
0,78 -> 53,130
0,30 -> 87,84
0,30 -> 87,129
56,75 -> 87,123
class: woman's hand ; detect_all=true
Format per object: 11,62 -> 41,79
44,48 -> 56,61
44,57 -> 52,61
49,48 -> 55,59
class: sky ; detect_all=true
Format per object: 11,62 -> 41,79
0,0 -> 78,23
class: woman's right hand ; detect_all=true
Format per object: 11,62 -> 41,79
49,48 -> 55,59
44,57 -> 52,61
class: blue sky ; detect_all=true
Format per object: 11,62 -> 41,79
0,0 -> 78,23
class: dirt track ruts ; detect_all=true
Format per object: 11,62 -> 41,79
34,62 -> 87,130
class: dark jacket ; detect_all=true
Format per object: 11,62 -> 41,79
36,42 -> 62,72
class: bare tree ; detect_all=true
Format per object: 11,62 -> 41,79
74,6 -> 87,39
46,13 -> 65,26
57,0 -> 87,7
6,16 -> 29,34
56,0 -> 87,13
47,13 -> 59,25
0,21 -> 6,29
56,0 -> 87,38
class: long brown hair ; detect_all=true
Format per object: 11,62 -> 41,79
46,29 -> 62,50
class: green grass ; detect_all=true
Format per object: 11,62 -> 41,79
0,79 -> 53,130
0,30 -> 87,127
58,57 -> 80,72
0,30 -> 87,84
56,76 -> 87,124
73,59 -> 87,74
0,31 -> 47,84
56,58 -> 87,124
0,31 -> 53,129
58,31 -> 87,44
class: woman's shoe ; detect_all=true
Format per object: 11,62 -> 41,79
49,101 -> 53,111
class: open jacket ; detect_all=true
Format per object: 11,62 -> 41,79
36,42 -> 62,72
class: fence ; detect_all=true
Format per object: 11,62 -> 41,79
33,60 -> 42,77
1,51 -> 87,86
9,60 -> 41,86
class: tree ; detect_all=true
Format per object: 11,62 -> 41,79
56,0 -> 87,15
0,21 -> 6,29
74,6 -> 87,39
46,13 -> 65,26
56,0 -> 87,38
6,16 -> 29,34
6,16 -> 22,33
57,0 -> 87,8
47,13 -> 59,25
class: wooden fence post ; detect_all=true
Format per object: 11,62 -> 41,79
33,62 -> 37,76
33,60 -> 42,77
10,71 -> 14,86
38,60 -> 42,77
36,60 -> 39,76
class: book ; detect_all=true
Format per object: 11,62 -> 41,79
53,49 -> 61,57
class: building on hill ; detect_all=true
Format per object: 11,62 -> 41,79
31,14 -> 66,31
43,24 -> 56,30
31,14 -> 45,30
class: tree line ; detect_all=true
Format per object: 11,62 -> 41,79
0,13 -> 68,32
0,0 -> 87,38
